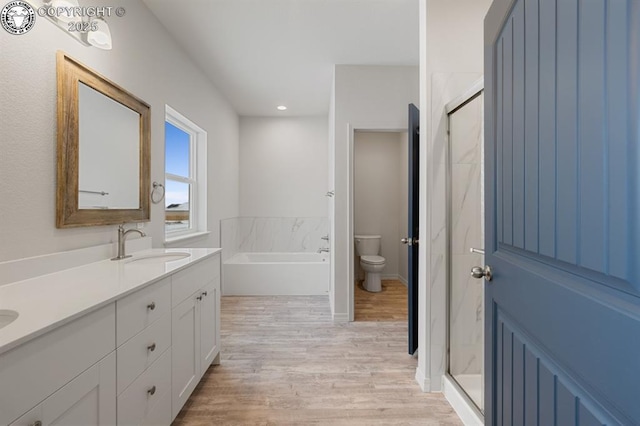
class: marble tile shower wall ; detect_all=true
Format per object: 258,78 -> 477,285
428,72 -> 483,384
220,217 -> 329,261
449,84 -> 484,377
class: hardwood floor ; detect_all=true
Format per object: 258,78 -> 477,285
173,295 -> 461,425
354,279 -> 408,322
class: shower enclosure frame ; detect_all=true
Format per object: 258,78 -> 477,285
444,78 -> 484,420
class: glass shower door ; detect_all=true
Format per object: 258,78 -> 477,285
447,91 -> 484,412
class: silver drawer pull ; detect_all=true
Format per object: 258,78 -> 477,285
147,385 -> 156,396
147,342 -> 156,352
147,301 -> 156,310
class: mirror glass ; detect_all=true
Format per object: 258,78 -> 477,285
78,83 -> 140,209
56,51 -> 150,228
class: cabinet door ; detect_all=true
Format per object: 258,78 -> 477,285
11,352 -> 116,426
171,293 -> 200,420
199,278 -> 220,376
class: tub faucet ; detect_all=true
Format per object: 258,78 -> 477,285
317,247 -> 330,253
112,224 -> 146,260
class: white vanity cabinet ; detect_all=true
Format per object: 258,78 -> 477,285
10,353 -> 116,426
0,305 -> 116,426
171,256 -> 221,420
0,249 -> 222,426
115,277 -> 173,426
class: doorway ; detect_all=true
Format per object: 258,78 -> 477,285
352,130 -> 408,322
445,80 -> 484,414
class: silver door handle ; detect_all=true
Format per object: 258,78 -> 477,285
401,237 -> 418,246
471,265 -> 492,281
470,247 -> 485,255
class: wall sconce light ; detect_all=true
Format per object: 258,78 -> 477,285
26,0 -> 113,50
48,0 -> 79,22
86,17 -> 111,50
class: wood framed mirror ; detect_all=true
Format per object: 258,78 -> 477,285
56,52 -> 151,228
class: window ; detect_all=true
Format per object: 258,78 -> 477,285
164,105 -> 207,241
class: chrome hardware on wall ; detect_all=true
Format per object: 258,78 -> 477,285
30,421 -> 42,426
147,343 -> 156,352
325,190 -> 335,197
79,189 -> 109,196
147,385 -> 156,396
151,181 -> 165,204
196,295 -> 202,301
401,237 -> 419,246
470,247 -> 485,255
201,291 -> 208,297
147,301 -> 156,310
321,235 -> 329,241
471,265 -> 492,281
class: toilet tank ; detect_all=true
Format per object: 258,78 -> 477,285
354,235 -> 381,256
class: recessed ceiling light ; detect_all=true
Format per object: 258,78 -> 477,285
277,105 -> 287,111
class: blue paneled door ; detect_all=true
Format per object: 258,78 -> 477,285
484,1 -> 640,425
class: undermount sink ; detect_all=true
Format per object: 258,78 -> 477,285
0,310 -> 19,330
127,252 -> 191,264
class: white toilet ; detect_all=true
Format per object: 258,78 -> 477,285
354,235 -> 386,292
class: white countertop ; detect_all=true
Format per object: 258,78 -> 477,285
0,248 -> 221,356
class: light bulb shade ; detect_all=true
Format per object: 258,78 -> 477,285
51,0 -> 80,23
87,18 -> 112,50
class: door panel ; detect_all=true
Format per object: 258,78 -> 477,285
408,103 -> 419,355
485,0 -> 640,424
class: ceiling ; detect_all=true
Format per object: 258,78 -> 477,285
143,0 -> 419,116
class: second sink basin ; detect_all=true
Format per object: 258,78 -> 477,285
0,310 -> 19,330
127,252 -> 191,264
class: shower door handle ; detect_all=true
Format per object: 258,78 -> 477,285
471,265 -> 492,281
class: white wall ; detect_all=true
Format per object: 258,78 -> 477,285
398,131 -> 409,283
354,131 -> 406,280
416,0 -> 491,392
0,0 -> 239,262
239,116 -> 328,217
330,65 -> 419,320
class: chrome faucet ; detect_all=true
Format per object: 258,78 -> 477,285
111,224 -> 146,260
317,247 -> 330,253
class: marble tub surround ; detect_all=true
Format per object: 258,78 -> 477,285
0,247 -> 221,355
220,217 -> 328,260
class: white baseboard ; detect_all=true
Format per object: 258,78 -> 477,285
415,366 -> 431,392
381,274 -> 408,285
332,312 -> 349,322
443,375 -> 484,425
397,275 -> 408,286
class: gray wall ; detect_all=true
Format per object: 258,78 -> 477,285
0,0 -> 240,261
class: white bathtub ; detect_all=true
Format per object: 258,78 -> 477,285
223,252 -> 329,295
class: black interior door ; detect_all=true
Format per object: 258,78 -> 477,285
407,103 -> 419,355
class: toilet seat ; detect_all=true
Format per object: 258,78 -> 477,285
361,255 -> 385,265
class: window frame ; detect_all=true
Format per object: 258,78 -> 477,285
164,105 -> 207,242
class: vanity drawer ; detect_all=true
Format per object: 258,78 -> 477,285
117,348 -> 172,426
117,312 -> 171,395
172,255 -> 220,307
0,304 -> 115,426
117,277 -> 171,346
